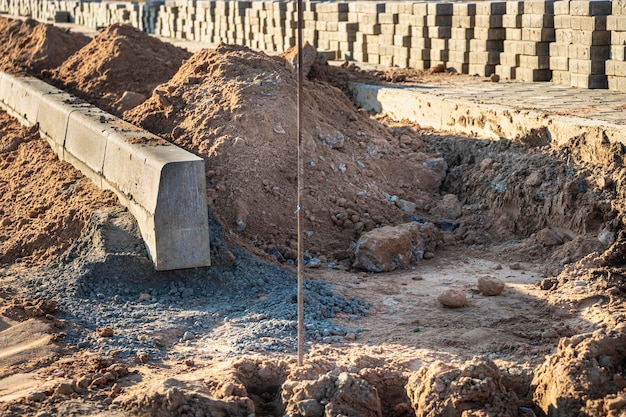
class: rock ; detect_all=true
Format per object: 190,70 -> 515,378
319,130 -> 345,149
96,327 -> 114,338
166,387 -> 186,411
279,41 -> 318,76
423,252 -> 435,260
477,276 -> 505,296
55,382 -> 74,396
137,352 -> 150,363
598,229 -> 616,246
396,199 -> 416,214
295,399 -> 324,417
138,293 -> 152,301
437,220 -> 459,232
76,376 -> 92,389
345,333 -> 356,341
525,171 -> 543,187
352,222 -> 440,272
535,228 -> 563,246
115,91 -> 147,114
436,194 -> 463,219
306,258 -> 322,268
28,392 -> 47,402
437,289 -> 467,308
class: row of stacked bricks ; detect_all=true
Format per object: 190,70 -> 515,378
606,0 -> 626,91
246,1 -> 296,52
496,1 -> 554,82
304,1 -> 352,60
349,2 -> 412,67
468,2 -> 506,76
552,0 -> 611,88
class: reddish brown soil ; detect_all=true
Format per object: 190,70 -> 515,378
0,17 -> 90,75
47,23 -> 191,115
0,111 -> 118,267
124,43 -> 447,264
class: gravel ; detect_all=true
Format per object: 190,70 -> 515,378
23,207 -> 370,361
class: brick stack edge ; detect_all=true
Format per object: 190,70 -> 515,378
1,0 -> 625,91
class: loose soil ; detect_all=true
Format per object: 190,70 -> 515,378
0,16 -> 625,417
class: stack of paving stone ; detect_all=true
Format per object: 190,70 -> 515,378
447,2 -> 476,74
407,2 -> 430,69
245,1 -> 292,51
425,2 -> 453,69
497,0 -> 554,81
351,2 -> 385,65
496,1 -> 525,79
312,2 -> 349,60
607,0 -> 626,91
469,1 -> 505,76
193,1 -> 215,43
553,0 -> 611,88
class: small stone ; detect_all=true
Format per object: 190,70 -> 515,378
535,228 -> 563,246
494,264 -> 502,270
28,392 -> 47,402
539,278 -> 557,290
345,333 -> 356,341
137,352 -> 149,363
411,275 -> 424,281
0,218 -> 11,227
477,276 -> 505,296
437,289 -> 467,308
182,331 -> 194,341
138,293 -> 152,302
55,382 -> 74,396
509,263 -> 521,270
96,327 -> 114,338
412,327 -> 421,332
423,251 -> 435,260
306,258 -> 321,268
90,376 -> 108,387
166,387 -> 186,411
76,376 -> 92,389
184,359 -> 195,367
489,73 -> 500,83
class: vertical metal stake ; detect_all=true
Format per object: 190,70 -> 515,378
296,0 -> 305,367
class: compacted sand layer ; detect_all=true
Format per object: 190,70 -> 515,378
0,16 -> 625,417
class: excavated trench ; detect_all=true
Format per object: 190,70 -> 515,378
0,16 -> 625,417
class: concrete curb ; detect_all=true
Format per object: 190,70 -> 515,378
0,71 -> 211,270
350,82 -> 626,154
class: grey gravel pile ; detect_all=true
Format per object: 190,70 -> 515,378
24,207 -> 370,360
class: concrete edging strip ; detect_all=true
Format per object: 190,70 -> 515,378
350,82 -> 626,153
0,71 -> 211,270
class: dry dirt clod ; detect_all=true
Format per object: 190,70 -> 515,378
437,289 -> 467,308
477,276 -> 505,296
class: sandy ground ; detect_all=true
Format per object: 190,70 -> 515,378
0,16 -> 625,417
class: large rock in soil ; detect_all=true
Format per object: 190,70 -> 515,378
352,222 -> 440,272
406,359 -> 520,417
532,323 -> 626,417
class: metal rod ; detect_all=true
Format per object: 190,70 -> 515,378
296,0 -> 305,367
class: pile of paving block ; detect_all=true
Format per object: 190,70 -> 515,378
0,0 -> 160,33
2,0 -> 626,92
607,0 -> 626,91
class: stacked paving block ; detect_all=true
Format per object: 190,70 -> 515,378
498,0 -> 554,81
350,2 -> 384,64
553,0 -> 612,88
313,2 -> 349,60
247,1 -> 291,51
607,0 -> 626,91
408,2 -> 430,69
497,0 -> 525,80
447,2 -> 476,74
469,1 -> 506,76
390,2 -> 414,68
425,2 -> 453,69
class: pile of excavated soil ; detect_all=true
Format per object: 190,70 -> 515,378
124,43 -> 448,265
0,111 -> 119,267
0,17 -> 90,75
47,23 -> 191,115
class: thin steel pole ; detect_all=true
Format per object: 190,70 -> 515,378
296,0 -> 305,367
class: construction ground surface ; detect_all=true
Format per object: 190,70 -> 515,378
0,15 -> 625,417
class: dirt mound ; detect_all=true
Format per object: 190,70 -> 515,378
532,324 -> 626,417
406,359 -> 521,417
0,111 -> 119,267
125,43 -> 447,265
48,23 -> 191,115
0,17 -> 90,75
